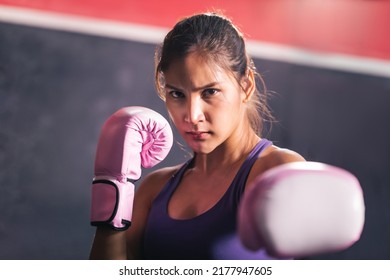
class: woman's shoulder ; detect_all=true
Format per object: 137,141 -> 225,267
143,164 -> 182,186
246,144 -> 306,189
135,163 -> 184,199
262,145 -> 306,167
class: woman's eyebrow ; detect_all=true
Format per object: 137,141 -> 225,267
165,84 -> 182,91
165,82 -> 220,92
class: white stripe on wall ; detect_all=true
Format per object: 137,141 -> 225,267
1,5 -> 390,78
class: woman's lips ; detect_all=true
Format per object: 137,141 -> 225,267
186,131 -> 210,140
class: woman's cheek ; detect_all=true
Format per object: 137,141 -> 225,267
166,105 -> 182,127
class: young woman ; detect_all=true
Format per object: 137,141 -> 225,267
89,12 -> 305,260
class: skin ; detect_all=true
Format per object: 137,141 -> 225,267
89,52 -> 305,260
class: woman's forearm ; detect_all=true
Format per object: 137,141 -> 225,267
89,227 -> 127,260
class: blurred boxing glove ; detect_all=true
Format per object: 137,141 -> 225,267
90,107 -> 173,230
238,161 -> 365,258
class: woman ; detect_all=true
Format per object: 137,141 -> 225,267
90,12 -> 305,260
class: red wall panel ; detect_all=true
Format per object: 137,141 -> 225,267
1,0 -> 389,60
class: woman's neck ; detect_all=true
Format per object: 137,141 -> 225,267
192,130 -> 260,176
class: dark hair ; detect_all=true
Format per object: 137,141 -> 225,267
155,12 -> 273,136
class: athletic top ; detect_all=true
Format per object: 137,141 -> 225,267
142,138 -> 276,260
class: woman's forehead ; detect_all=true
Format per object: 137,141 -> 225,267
164,52 -> 234,85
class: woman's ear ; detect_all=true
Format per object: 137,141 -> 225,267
241,68 -> 256,103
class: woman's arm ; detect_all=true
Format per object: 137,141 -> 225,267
89,167 -> 177,260
239,145 -> 364,259
88,106 -> 173,259
89,227 -> 127,259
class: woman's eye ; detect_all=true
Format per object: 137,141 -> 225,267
202,88 -> 219,97
169,91 -> 184,99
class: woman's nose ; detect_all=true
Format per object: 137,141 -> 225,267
184,97 -> 205,125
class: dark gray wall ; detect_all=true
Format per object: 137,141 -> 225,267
1,22 -> 389,259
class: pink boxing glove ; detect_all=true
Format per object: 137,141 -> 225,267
90,107 -> 173,230
238,161 -> 365,258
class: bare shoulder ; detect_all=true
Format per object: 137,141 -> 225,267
246,145 -> 306,190
263,145 -> 306,167
135,164 -> 182,202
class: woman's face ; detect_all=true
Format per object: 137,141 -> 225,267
164,52 -> 250,154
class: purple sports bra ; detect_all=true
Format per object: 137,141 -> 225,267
142,138 -> 276,259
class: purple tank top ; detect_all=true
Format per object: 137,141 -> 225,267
142,139 -> 274,260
